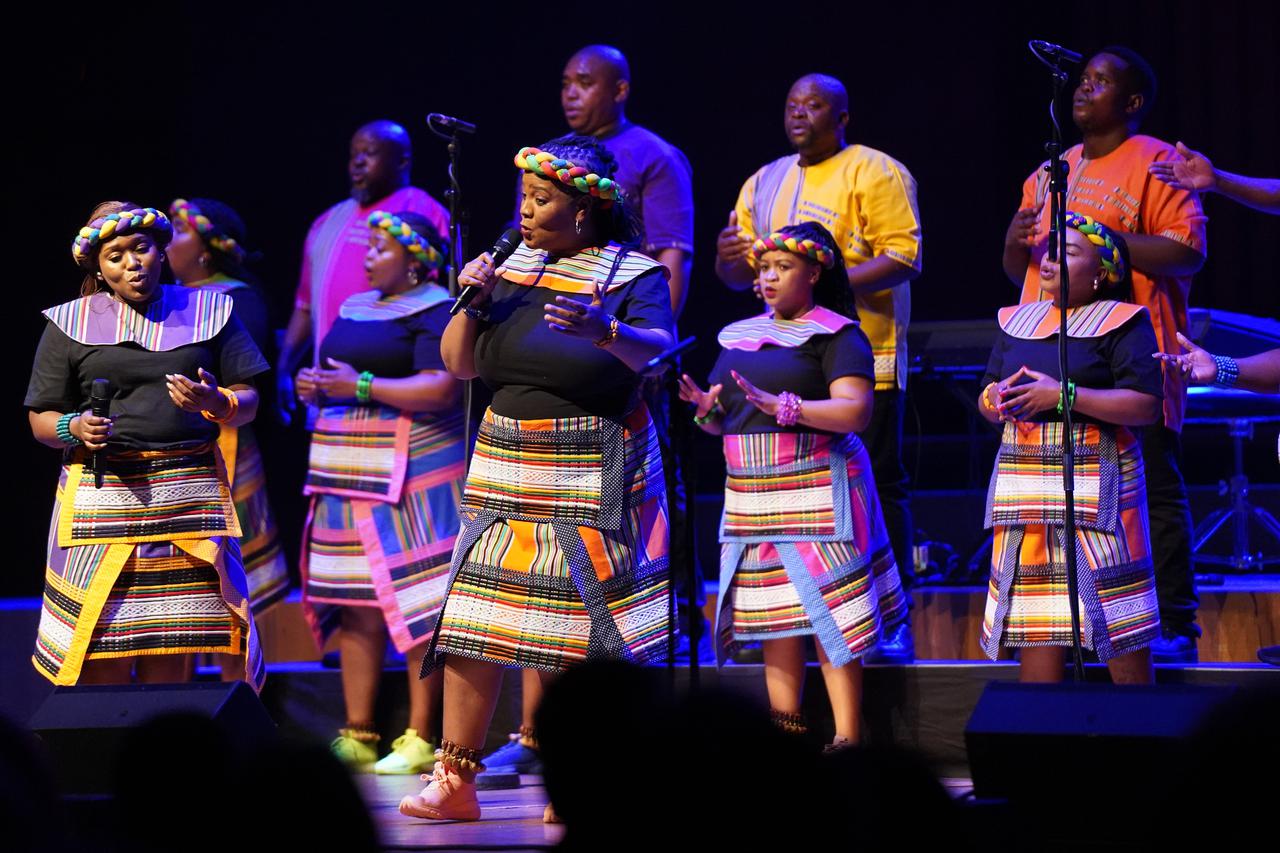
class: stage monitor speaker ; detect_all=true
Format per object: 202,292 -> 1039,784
29,681 -> 276,795
965,681 -> 1234,802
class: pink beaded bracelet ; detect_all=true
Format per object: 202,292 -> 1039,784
776,391 -> 802,427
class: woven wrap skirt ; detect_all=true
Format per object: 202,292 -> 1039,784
427,405 -> 669,673
301,405 -> 466,654
716,431 -> 907,667
981,422 -> 1160,662
33,443 -> 263,688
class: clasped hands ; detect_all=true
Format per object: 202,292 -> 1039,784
296,358 -> 361,406
986,366 -> 1061,422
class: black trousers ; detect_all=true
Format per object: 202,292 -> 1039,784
865,389 -> 915,597
1140,425 -> 1199,638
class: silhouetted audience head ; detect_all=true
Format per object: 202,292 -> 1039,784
0,713 -> 69,853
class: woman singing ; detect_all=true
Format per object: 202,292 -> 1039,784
167,197 -> 289,620
26,202 -> 268,687
680,222 -> 906,751
399,136 -> 674,821
979,213 -> 1163,683
296,211 -> 464,775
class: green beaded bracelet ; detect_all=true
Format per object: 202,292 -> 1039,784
56,412 -> 83,446
1056,379 -> 1077,415
356,371 -> 375,404
693,401 -> 724,426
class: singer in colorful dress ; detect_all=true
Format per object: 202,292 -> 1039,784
980,213 -> 1163,683
25,202 -> 268,688
296,211 -> 465,775
682,222 -> 906,750
399,135 -> 675,822
167,197 -> 289,620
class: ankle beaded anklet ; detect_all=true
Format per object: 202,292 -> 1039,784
770,708 -> 808,735
437,740 -> 486,774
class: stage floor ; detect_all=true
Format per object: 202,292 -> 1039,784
363,774 -> 564,850
359,773 -> 976,850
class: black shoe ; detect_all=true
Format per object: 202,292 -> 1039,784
729,641 -> 764,664
1151,632 -> 1199,664
865,622 -> 915,664
1258,645 -> 1280,666
674,616 -> 715,663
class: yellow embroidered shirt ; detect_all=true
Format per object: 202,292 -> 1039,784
734,144 -> 922,390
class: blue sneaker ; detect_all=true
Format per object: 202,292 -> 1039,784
1151,631 -> 1198,664
480,734 -> 543,774
865,622 -> 915,664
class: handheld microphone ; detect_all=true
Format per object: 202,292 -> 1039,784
427,113 -> 477,136
644,336 -> 697,375
89,378 -> 110,488
450,228 -> 523,316
1029,40 -> 1084,65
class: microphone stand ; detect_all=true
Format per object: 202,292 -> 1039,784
429,115 -> 475,469
644,337 -> 701,686
1031,41 -> 1086,681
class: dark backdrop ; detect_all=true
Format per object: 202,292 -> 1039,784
4,0 -> 1277,595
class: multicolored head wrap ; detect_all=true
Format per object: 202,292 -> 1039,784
367,210 -> 445,271
71,207 -> 172,268
168,199 -> 247,264
750,231 -> 836,269
514,146 -> 619,205
1064,211 -> 1126,284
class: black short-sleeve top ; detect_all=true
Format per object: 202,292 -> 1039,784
472,242 -> 674,419
318,284 -> 451,377
980,300 -> 1164,426
25,286 -> 268,450
709,306 -> 874,435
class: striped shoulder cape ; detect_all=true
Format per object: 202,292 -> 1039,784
998,300 -> 1146,340
43,285 -> 234,351
183,273 -> 249,295
718,306 -> 854,352
339,283 -> 451,321
497,242 -> 666,294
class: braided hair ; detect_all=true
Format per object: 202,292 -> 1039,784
534,134 -> 642,248
1064,212 -> 1134,302
761,222 -> 857,320
76,200 -> 173,297
388,210 -> 449,282
178,197 -> 260,285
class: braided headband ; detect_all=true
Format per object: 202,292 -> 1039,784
751,232 -> 836,269
169,199 -> 246,264
514,147 -> 619,205
72,208 -> 172,268
1064,212 -> 1125,284
367,211 -> 445,271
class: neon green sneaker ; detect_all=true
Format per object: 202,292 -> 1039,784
330,729 -> 379,771
374,728 -> 437,775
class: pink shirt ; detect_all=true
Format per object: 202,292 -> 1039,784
295,186 -> 449,358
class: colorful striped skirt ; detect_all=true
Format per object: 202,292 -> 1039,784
716,431 -> 907,666
225,425 -> 289,615
429,406 -> 669,673
301,407 -> 465,654
981,422 -> 1160,661
33,444 -> 263,688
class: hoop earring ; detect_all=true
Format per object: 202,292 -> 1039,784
408,270 -> 420,286
575,218 -> 583,235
